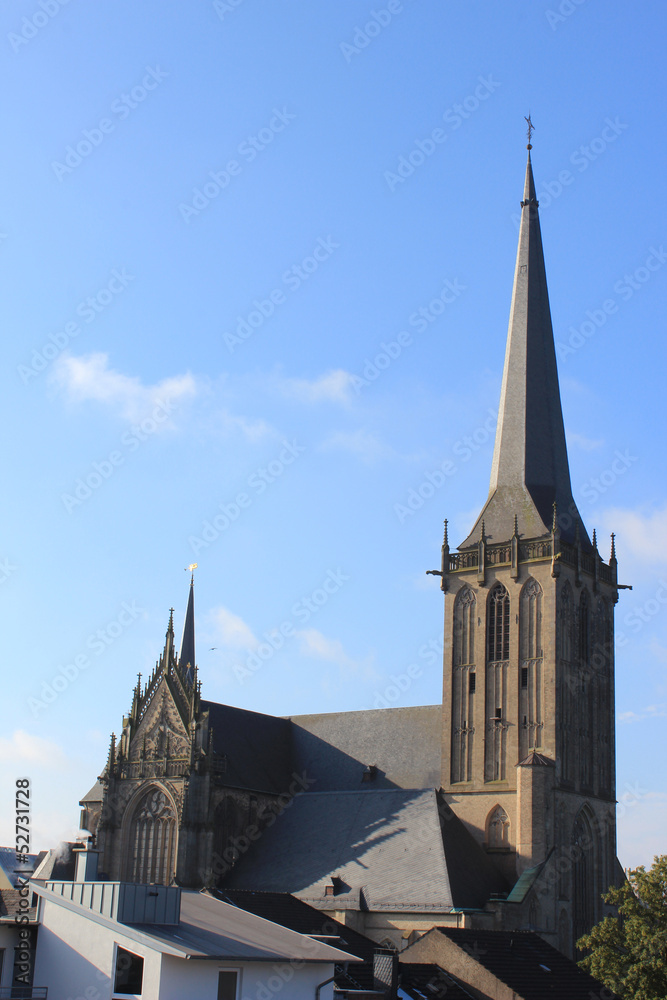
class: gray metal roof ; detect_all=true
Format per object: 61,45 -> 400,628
33,882 -> 361,963
225,788 -> 507,911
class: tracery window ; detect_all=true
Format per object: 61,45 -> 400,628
451,586 -> 476,782
486,804 -> 510,849
572,807 -> 597,948
559,582 -> 574,783
125,787 -> 177,885
519,579 -> 544,756
485,584 -> 510,781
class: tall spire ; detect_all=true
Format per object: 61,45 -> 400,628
179,573 -> 196,685
460,139 -> 588,549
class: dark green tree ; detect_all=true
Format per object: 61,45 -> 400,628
577,855 -> 667,999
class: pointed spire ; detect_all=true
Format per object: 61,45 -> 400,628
592,528 -> 598,552
460,139 -> 590,549
610,532 -> 617,563
180,573 -> 196,685
161,608 -> 175,671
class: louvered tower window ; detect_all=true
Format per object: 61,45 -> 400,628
485,583 -> 510,781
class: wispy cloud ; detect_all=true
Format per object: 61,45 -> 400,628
0,730 -> 68,768
618,703 -> 667,724
600,505 -> 667,565
272,369 -> 356,405
320,428 -> 396,462
567,429 -> 605,451
209,606 -> 259,650
51,352 -> 198,423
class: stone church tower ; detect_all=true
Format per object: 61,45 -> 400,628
433,146 -> 619,956
79,141 -> 622,961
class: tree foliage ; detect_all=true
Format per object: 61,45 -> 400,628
577,855 -> 667,999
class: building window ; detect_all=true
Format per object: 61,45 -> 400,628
487,583 -> 510,662
486,804 -> 510,849
451,586 -> 477,783
485,584 -> 510,781
218,970 -> 239,1000
113,946 -> 144,997
124,786 -> 177,885
519,578 -> 544,757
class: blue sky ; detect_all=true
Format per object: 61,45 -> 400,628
1,0 -> 665,871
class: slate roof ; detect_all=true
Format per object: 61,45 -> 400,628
434,928 -> 620,1000
224,788 -> 507,911
32,842 -> 77,882
202,700 -> 293,793
0,847 -> 43,888
0,887 -> 37,923
288,705 -> 442,791
398,963 -> 479,1000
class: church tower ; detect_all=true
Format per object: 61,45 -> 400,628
434,141 -> 619,955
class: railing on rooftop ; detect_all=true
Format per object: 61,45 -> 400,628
0,989 -> 48,999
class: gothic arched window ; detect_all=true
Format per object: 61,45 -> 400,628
451,586 -> 476,783
519,579 -> 544,756
572,806 -> 597,949
125,787 -> 177,885
487,583 -> 510,662
485,584 -> 510,781
486,804 -> 510,849
559,582 -> 574,783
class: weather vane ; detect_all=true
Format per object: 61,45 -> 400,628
185,562 -> 198,573
524,114 -> 535,149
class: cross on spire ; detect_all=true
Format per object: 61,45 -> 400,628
524,113 -> 535,149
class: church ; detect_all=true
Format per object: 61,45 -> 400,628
79,142 -> 622,960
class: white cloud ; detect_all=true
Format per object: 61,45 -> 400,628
567,429 -> 605,451
600,505 -> 667,566
274,369 -> 356,405
618,703 -> 667,724
212,409 -> 273,442
51,352 -> 198,423
209,606 -> 258,650
0,730 -> 68,768
320,429 -> 394,462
